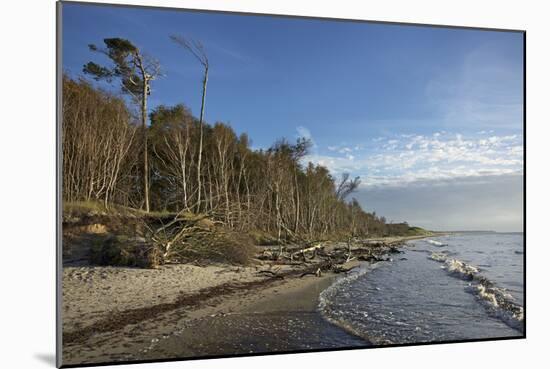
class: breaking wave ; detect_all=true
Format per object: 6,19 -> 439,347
429,252 -> 524,332
426,239 -> 447,247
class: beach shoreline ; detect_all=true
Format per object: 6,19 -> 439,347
61,235 -> 430,365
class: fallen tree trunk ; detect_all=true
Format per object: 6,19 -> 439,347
290,243 -> 324,262
257,270 -> 285,279
300,267 -> 322,278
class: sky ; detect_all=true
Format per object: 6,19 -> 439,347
61,3 -> 524,232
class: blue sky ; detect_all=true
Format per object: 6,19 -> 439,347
62,3 -> 524,231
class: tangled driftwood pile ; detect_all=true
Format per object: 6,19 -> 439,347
255,238 -> 405,278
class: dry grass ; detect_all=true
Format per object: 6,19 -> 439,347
179,230 -> 258,265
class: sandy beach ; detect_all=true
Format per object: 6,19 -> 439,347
61,234 -> 433,365
62,258 -> 366,365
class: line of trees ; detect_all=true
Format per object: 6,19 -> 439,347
62,37 -> 409,240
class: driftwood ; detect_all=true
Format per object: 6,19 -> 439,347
257,270 -> 285,279
300,267 -> 322,278
254,237 -> 407,281
345,238 -> 354,262
357,254 -> 391,262
290,243 -> 324,256
332,264 -> 360,274
388,246 -> 404,254
290,243 -> 324,263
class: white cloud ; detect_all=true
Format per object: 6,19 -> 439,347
304,131 -> 523,188
326,144 -> 365,153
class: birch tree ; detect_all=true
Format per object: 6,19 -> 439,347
149,104 -> 196,211
83,37 -> 161,213
62,76 -> 136,206
170,35 -> 209,213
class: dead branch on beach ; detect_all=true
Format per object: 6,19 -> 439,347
257,270 -> 285,279
148,212 -> 256,266
300,268 -> 322,278
332,264 -> 360,274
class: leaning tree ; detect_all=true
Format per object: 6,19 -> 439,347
170,35 -> 209,213
83,38 -> 161,213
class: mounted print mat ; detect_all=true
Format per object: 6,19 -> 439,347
57,1 -> 525,367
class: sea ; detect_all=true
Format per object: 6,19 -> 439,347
319,232 -> 525,345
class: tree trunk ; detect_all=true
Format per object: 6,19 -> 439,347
196,66 -> 208,213
142,80 -> 150,213
294,169 -> 300,233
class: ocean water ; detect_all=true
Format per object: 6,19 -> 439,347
319,233 -> 524,345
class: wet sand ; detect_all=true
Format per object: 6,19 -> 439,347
139,274 -> 369,361
62,264 -> 369,365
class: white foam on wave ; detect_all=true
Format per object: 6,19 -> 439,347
429,252 -> 447,262
428,252 -> 524,332
445,259 -> 479,279
430,253 -> 478,279
474,284 -> 499,306
465,282 -> 524,332
426,239 -> 446,247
